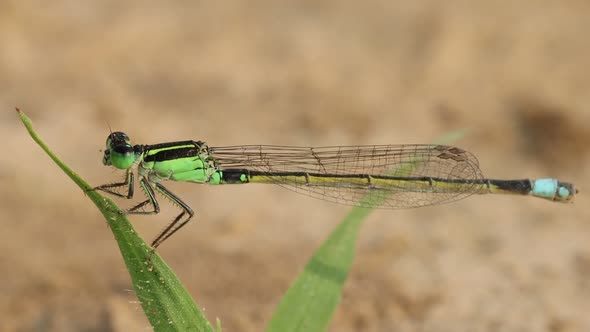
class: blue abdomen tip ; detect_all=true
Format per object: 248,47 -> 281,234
531,178 -> 558,199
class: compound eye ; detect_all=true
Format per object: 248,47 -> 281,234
113,144 -> 133,155
103,132 -> 136,169
110,145 -> 136,169
115,132 -> 130,142
106,132 -> 132,148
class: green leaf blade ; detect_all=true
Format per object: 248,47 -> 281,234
266,211 -> 364,332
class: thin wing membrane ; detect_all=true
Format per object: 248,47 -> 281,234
209,144 -> 484,209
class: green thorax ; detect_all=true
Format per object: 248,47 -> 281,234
138,140 -> 222,184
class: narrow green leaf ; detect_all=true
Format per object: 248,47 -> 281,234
16,109 -> 214,332
267,131 -> 465,332
266,207 -> 366,332
216,318 -> 222,332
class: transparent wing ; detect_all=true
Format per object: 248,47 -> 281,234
209,144 -> 485,209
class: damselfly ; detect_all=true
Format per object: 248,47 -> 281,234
95,132 -> 577,249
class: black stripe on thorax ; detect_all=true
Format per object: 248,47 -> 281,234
143,141 -> 204,163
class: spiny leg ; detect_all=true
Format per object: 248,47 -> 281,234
125,177 -> 160,215
93,169 -> 135,199
96,171 -> 193,250
150,183 -> 195,249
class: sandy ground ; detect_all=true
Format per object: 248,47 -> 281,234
1,1 -> 589,331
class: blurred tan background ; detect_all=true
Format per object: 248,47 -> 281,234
1,1 -> 589,331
